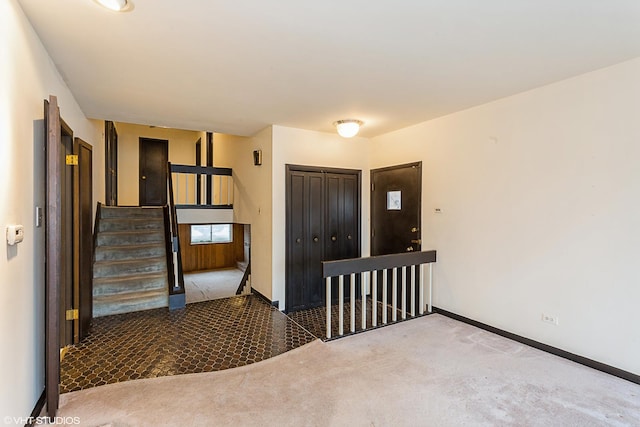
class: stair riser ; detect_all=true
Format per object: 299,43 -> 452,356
93,275 -> 168,296
100,207 -> 164,219
93,294 -> 168,317
94,260 -> 167,279
97,232 -> 164,246
95,245 -> 165,262
98,219 -> 163,233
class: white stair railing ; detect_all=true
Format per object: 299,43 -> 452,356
322,251 -> 436,339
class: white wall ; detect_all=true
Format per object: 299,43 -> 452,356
271,126 -> 370,310
371,58 -> 640,375
214,129 -> 274,300
115,123 -> 201,205
0,0 -> 102,419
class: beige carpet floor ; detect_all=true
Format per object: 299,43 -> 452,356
56,314 -> 639,426
184,268 -> 244,303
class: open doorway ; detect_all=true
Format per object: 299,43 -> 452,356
180,223 -> 251,303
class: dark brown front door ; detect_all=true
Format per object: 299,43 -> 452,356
75,138 -> 93,341
286,165 -> 361,312
371,162 -> 422,256
139,138 -> 168,206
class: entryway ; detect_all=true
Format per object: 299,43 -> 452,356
180,223 -> 251,303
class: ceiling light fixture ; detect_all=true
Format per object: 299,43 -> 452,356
94,0 -> 133,12
334,119 -> 363,138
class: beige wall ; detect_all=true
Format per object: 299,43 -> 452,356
371,57 -> 640,375
270,126 -> 370,309
115,123 -> 201,205
214,129 -> 273,300
0,0 -> 103,418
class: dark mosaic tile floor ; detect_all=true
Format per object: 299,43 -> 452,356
288,299 -> 431,341
60,295 -> 316,393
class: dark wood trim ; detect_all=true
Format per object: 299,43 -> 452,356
206,132 -> 213,204
104,121 -> 118,206
323,250 -> 436,278
432,307 -> 640,386
75,137 -> 93,342
45,96 -> 61,418
26,390 -> 46,426
286,163 -> 362,176
251,288 -> 279,308
170,164 -> 232,176
371,161 -> 422,175
195,138 -> 202,204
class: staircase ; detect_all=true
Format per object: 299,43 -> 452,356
93,206 -> 169,317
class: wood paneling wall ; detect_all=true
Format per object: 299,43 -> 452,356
179,223 -> 244,272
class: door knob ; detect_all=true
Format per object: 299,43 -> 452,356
411,239 -> 421,244
406,246 -> 414,252
411,227 -> 419,232
331,236 -> 337,242
296,238 -> 301,243
347,235 -> 352,240
141,176 -> 147,180
313,237 -> 319,242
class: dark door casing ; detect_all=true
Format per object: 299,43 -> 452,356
139,138 -> 168,206
286,165 -> 361,312
105,121 -> 118,206
75,138 -> 93,341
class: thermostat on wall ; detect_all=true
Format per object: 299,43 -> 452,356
6,225 -> 24,245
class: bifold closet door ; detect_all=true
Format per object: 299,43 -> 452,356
287,170 -> 324,311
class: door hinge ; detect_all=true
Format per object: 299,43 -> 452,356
65,309 -> 78,320
66,154 -> 78,165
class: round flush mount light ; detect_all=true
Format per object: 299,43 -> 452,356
94,0 -> 134,12
333,119 -> 363,138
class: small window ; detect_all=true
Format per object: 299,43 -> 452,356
190,224 -> 233,244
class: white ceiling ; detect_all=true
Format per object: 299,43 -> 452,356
17,0 -> 640,137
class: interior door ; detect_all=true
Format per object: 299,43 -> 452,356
105,121 -> 118,206
286,165 -> 361,312
75,138 -> 93,341
287,169 -> 325,311
371,163 -> 422,309
44,95 -> 62,417
60,120 -> 74,348
139,138 -> 168,206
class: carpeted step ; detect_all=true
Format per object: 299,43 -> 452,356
94,257 -> 167,279
100,206 -> 164,219
93,289 -> 168,317
97,230 -> 164,246
94,243 -> 166,262
93,272 -> 168,296
98,218 -> 164,233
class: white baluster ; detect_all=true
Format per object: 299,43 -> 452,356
339,275 -> 344,336
326,277 -> 332,339
392,267 -> 398,322
382,269 -> 388,324
410,265 -> 416,317
372,270 -> 378,327
401,266 -> 407,320
350,273 -> 356,333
